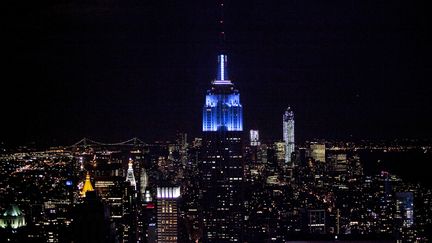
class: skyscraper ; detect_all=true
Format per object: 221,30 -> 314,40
395,192 -> 414,227
395,192 -> 415,241
200,54 -> 244,242
309,143 -> 326,163
80,172 -> 94,197
250,129 -> 260,146
126,158 -> 136,190
140,167 -> 148,198
156,187 -> 180,243
283,107 -> 295,164
275,141 -> 286,163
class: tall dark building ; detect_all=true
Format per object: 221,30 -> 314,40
71,191 -> 113,243
200,54 -> 244,242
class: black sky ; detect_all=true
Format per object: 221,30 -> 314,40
3,0 -> 432,146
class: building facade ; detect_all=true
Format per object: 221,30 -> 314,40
157,187 -> 180,243
309,143 -> 326,163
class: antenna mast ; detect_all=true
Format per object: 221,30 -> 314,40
219,0 -> 226,53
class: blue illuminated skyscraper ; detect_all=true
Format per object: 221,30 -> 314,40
202,54 -> 243,132
200,53 -> 244,242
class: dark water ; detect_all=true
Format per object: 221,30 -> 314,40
359,150 -> 432,188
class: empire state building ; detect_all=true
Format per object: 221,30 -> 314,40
202,54 -> 243,132
200,53 -> 244,242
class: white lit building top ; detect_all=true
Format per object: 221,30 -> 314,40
156,187 -> 181,199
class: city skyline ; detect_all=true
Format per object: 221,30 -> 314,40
1,1 -> 432,242
3,1 -> 432,146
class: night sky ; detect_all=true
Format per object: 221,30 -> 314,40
3,0 -> 431,146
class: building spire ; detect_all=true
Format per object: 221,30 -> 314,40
80,172 -> 94,197
214,0 -> 230,82
218,0 -> 226,52
216,54 -> 228,81
126,158 -> 137,190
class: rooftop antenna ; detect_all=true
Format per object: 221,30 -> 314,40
219,0 -> 226,53
215,0 -> 230,82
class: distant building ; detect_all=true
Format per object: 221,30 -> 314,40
125,159 -> 137,190
257,144 -> 268,164
283,107 -> 295,164
192,137 -> 202,148
307,209 -> 326,234
176,132 -> 188,149
395,192 -> 414,227
140,167 -> 148,200
176,132 -> 188,166
275,141 -> 285,163
157,187 -> 180,243
329,153 -> 348,172
395,192 -> 416,241
80,172 -> 94,197
143,190 -> 156,243
310,143 -> 326,162
0,205 -> 26,229
144,190 -> 152,203
377,171 -> 394,234
250,130 -> 260,146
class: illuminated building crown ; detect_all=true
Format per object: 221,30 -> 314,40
202,54 -> 243,132
80,172 -> 94,197
126,159 -> 137,190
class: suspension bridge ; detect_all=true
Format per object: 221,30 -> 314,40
70,137 -> 146,148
